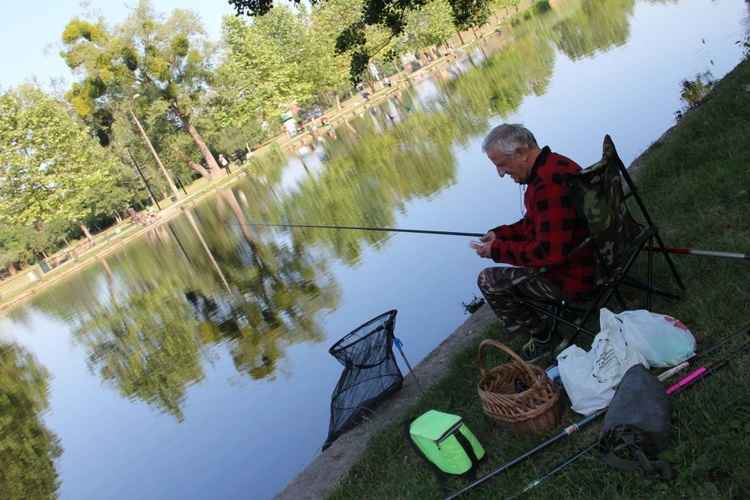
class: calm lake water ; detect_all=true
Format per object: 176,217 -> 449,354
1,0 -> 748,498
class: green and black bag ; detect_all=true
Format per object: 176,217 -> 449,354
405,410 -> 485,494
597,363 -> 673,479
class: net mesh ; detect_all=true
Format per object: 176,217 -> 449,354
323,310 -> 403,450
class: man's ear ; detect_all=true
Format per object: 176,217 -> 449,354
516,147 -> 529,162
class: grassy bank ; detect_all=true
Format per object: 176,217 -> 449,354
325,58 -> 750,499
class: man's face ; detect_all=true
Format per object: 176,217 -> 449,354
487,145 -> 531,184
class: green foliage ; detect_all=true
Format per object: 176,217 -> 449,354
25,217 -> 72,257
0,85 -> 125,239
215,6 -> 318,124
171,33 -> 190,57
61,0 -> 222,180
61,18 -> 107,45
228,0 -> 316,17
403,0 -> 456,53
449,0 -> 492,30
0,225 -> 33,269
232,0 -> 493,80
677,71 -> 715,112
0,342 -> 62,499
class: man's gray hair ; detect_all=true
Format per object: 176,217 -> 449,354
481,123 -> 539,155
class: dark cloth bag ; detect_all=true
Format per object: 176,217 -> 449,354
597,363 -> 673,479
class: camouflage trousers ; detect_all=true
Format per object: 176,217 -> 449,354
477,266 -> 568,339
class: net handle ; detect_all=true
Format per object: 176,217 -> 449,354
477,339 -> 543,387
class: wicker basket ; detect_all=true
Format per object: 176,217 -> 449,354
477,339 -> 562,433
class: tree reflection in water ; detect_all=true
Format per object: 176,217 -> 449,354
0,342 -> 62,498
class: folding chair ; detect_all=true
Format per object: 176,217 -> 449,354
517,135 -> 685,345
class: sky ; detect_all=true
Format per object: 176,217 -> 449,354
0,0 -> 237,92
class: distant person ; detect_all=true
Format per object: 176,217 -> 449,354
218,153 -> 229,170
327,123 -> 337,140
472,123 -> 596,361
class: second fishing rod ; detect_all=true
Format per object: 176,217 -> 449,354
510,326 -> 750,499
444,322 -> 750,499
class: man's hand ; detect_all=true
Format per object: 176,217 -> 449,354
480,231 -> 496,243
470,231 -> 495,258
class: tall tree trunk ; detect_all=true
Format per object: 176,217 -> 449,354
75,220 -> 94,244
169,143 -> 212,180
188,160 -> 210,179
171,103 -> 223,180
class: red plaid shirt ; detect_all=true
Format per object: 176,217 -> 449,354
489,147 -> 597,298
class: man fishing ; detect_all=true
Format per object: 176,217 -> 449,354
473,123 -> 596,361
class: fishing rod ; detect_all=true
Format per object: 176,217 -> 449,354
246,222 -> 483,238
508,442 -> 597,499
445,322 -> 750,499
443,367 -> 683,500
667,323 -> 750,375
511,330 -> 750,498
645,246 -> 750,260
246,222 -> 748,260
666,331 -> 750,394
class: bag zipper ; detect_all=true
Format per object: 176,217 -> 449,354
436,420 -> 464,445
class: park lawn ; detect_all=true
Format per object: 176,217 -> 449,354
325,57 -> 750,499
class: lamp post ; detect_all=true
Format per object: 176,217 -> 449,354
130,94 -> 180,201
125,147 -> 160,210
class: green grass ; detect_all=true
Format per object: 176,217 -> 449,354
325,58 -> 750,499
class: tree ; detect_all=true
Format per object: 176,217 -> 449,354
0,85 -> 124,246
308,0 -> 363,107
0,225 -> 32,276
61,0 -> 224,181
229,0 -> 494,80
214,6 -> 317,128
402,0 -> 456,55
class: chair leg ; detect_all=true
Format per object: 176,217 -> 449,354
519,298 -> 599,345
652,232 -> 686,291
646,238 -> 654,311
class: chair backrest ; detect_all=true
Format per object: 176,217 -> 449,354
564,135 -> 653,284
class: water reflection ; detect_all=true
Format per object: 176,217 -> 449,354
553,0 -> 635,60
1,0 -> 747,497
0,341 -> 62,497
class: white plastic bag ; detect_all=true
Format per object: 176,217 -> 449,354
615,309 -> 695,367
557,308 -> 649,415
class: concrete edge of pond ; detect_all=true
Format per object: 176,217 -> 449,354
274,100 -> 713,498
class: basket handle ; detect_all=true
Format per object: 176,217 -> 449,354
477,339 -> 541,383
